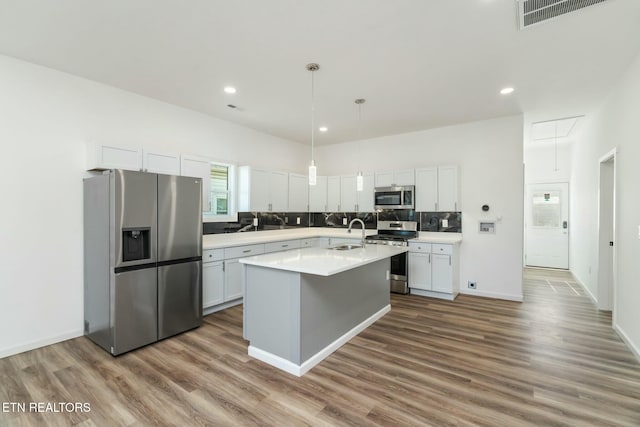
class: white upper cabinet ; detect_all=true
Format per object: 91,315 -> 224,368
326,176 -> 341,212
437,165 -> 460,211
180,154 -> 211,212
415,166 -> 460,212
142,150 -> 180,175
374,171 -> 394,187
374,168 -> 415,187
340,175 -> 358,212
238,166 -> 289,212
415,167 -> 438,212
87,143 -> 142,171
87,143 -> 180,175
340,173 -> 374,212
309,176 -> 328,212
288,173 -> 309,212
359,173 -> 375,212
269,171 -> 289,211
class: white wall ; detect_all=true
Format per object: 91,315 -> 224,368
570,51 -> 640,359
0,54 -> 308,358
316,115 -> 525,301
524,142 -> 572,184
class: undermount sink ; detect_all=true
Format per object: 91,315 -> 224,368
330,244 -> 364,251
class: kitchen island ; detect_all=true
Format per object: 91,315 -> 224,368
240,244 -> 407,376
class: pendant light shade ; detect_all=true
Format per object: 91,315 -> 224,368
309,160 -> 317,186
356,172 -> 364,192
307,63 -> 319,186
355,98 -> 366,192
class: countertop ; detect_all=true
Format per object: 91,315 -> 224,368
410,232 -> 462,244
239,245 -> 408,276
203,227 -> 376,250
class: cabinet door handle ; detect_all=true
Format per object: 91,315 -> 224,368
282,244 -> 289,248
455,202 -> 457,211
435,202 -> 438,211
428,253 -> 431,263
243,250 -> 251,253
449,256 -> 451,266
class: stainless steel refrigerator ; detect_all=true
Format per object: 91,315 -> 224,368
83,169 -> 202,355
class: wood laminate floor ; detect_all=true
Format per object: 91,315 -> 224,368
1,268 -> 639,426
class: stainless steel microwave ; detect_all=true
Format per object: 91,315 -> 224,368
374,185 -> 415,210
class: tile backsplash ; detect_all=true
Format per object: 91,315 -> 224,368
203,210 -> 460,234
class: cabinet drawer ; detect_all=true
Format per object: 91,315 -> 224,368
224,244 -> 265,259
409,242 -> 432,253
203,249 -> 225,263
264,240 -> 301,253
432,244 -> 452,255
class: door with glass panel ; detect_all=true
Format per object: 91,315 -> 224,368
525,183 -> 569,269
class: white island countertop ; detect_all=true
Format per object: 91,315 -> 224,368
203,227 -> 377,250
239,245 -> 407,276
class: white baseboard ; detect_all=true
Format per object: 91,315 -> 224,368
248,304 -> 391,377
571,272 -> 598,304
410,288 -> 456,301
458,289 -> 523,302
0,329 -> 83,360
203,298 -> 242,316
613,324 -> 640,363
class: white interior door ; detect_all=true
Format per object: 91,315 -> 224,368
525,182 -> 569,269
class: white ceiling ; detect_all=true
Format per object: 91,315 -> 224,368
1,0 -> 639,145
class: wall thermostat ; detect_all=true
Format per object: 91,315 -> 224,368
482,204 -> 490,212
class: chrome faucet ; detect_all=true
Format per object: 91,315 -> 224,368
348,218 -> 366,247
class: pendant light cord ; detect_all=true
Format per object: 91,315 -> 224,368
554,121 -> 558,172
311,69 -> 315,162
357,101 -> 362,173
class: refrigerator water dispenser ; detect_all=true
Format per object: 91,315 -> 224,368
122,228 -> 151,261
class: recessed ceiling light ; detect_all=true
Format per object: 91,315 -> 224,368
224,86 -> 237,94
500,87 -> 515,95
319,126 -> 328,132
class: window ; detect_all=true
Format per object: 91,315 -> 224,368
532,191 -> 561,227
203,162 -> 236,222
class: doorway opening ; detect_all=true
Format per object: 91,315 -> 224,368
597,149 -> 616,313
525,182 -> 570,269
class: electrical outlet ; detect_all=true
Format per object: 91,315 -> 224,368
468,281 -> 477,289
253,217 -> 258,227
442,219 -> 449,228
343,217 -> 348,225
296,217 -> 301,225
285,216 -> 289,224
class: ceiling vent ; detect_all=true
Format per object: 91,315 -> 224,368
518,0 -> 609,29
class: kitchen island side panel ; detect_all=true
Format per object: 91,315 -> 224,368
299,259 -> 390,363
244,265 -> 302,364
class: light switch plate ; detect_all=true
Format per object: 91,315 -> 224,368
297,217 -> 301,225
343,217 -> 348,225
442,219 -> 449,228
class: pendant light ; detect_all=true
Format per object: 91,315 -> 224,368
307,63 -> 319,186
355,98 -> 365,191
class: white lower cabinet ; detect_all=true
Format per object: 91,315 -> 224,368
224,259 -> 243,301
203,261 -> 224,308
432,254 -> 453,293
408,252 -> 431,290
408,242 -> 458,300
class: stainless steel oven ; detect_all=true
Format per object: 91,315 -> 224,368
374,186 -> 415,210
365,220 -> 418,294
